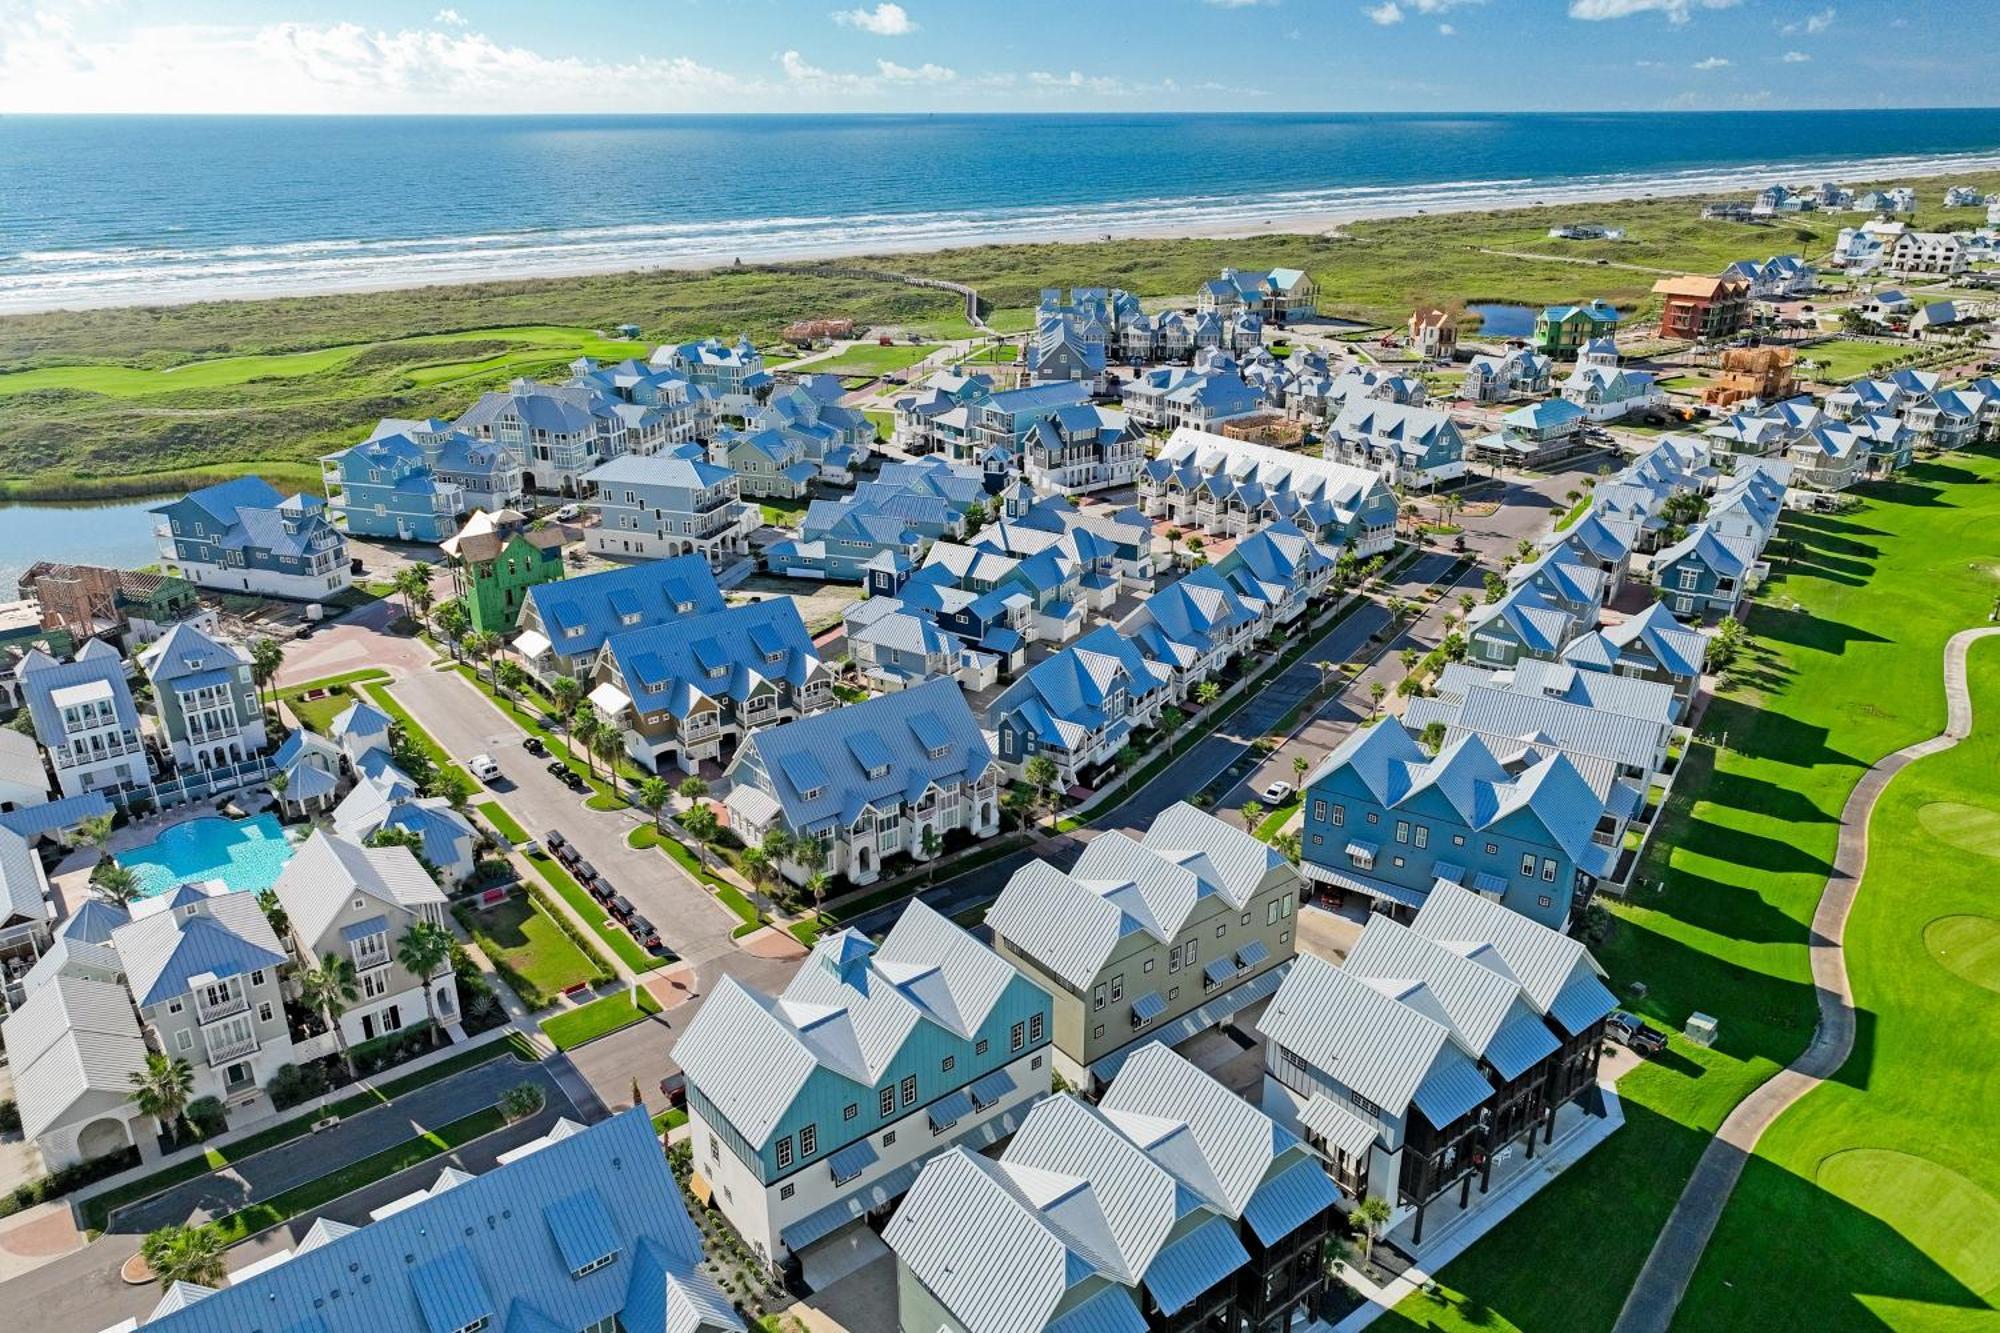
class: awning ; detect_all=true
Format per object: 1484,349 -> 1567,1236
826,1138 -> 878,1186
1242,1156 -> 1342,1246
966,1069 -> 1016,1111
1142,1215 -> 1249,1317
1202,956 -> 1238,985
1089,961 -> 1291,1084
1472,871 -> 1509,897
1130,991 -> 1167,1024
511,629 -> 552,660
1299,1093 -> 1380,1159
1234,940 -> 1269,970
1299,860 -> 1430,909
340,914 -> 388,941
1430,861 -> 1467,886
1344,840 -> 1378,864
926,1089 -> 972,1133
586,682 -> 632,716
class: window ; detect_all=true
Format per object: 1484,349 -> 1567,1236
1092,1024 -> 1105,1040
1109,974 -> 1123,1002
1485,842 -> 1498,855
780,1183 -> 795,1201
168,1000 -> 183,1015
1010,1021 -> 1025,1052
883,1130 -> 897,1147
1522,853 -> 1537,877
941,1055 -> 955,1074
1392,856 -> 1405,869
1542,858 -> 1558,882
709,1135 -> 719,1161
879,1087 -> 895,1118
1454,834 -> 1466,847
1092,982 -> 1107,1012
1215,924 -> 1226,938
1366,812 -> 1379,825
1332,804 -> 1346,827
1538,894 -> 1554,909
974,1039 -> 988,1057
1241,911 -> 1252,926
250,970 -> 265,987
1313,800 -> 1328,822
1168,943 -> 1182,973
1029,1013 -> 1044,1044
1168,986 -> 1180,1002
800,1124 -> 816,1157
1031,1055 -> 1042,1071
1143,958 -> 1154,973
1395,820 -> 1410,844
175,1029 -> 192,1052
900,1076 -> 917,1107
570,1251 -> 617,1279
775,1136 -> 794,1169
844,1103 -> 858,1121
1414,825 -> 1429,849
258,1003 -> 273,1024
1677,566 -> 1700,591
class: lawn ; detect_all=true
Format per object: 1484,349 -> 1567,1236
1677,638 -> 2000,1331
278,669 -> 391,734
475,800 -> 530,846
211,1105 -> 509,1245
1383,450 -> 2000,1332
1795,338 -> 1912,384
524,849 -> 669,973
539,987 -> 664,1051
453,895 -> 599,1009
956,343 -> 1020,365
758,494 -> 812,528
788,342 -> 935,377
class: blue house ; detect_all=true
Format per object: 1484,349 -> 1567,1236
1652,522 -> 1756,622
321,419 -> 522,543
152,477 -> 351,602
1120,565 -> 1263,698
1465,583 -> 1578,669
1300,717 -> 1617,929
125,1110 -> 742,1333
1561,600 -> 1709,720
512,555 -> 725,685
987,626 -> 1175,786
765,462 -> 983,582
672,901 -> 1052,1268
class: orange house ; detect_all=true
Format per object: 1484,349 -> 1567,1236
1652,274 -> 1753,342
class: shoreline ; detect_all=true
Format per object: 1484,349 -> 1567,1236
7,147 -> 2000,317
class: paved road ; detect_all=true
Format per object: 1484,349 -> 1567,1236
1612,625 -> 2000,1333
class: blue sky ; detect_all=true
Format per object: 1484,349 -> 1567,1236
0,1 -> 1990,115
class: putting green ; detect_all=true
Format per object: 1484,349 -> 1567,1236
1923,914 -> 2000,994
1915,801 -> 2000,858
1815,1149 -> 2000,1300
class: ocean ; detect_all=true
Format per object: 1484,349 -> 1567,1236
4,109 -> 2000,313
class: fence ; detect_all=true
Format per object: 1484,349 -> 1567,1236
103,755 -> 273,813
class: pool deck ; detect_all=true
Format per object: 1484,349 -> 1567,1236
50,795 -> 287,925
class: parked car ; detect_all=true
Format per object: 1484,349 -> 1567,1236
587,876 -> 614,905
574,859 -> 597,881
545,760 -> 570,782
1627,1026 -> 1667,1058
607,894 -> 636,922
628,915 -> 661,949
1607,1011 -> 1667,1056
1261,781 -> 1292,804
552,503 -> 581,522
522,735 -> 547,757
468,753 -> 501,783
563,769 -> 589,792
544,828 -> 565,849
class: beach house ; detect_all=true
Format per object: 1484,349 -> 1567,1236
1531,300 -> 1619,359
16,641 -> 150,798
152,478 -> 350,602
441,507 -> 575,636
582,452 -> 757,565
136,622 -> 267,773
512,556 -> 726,686
1198,267 -> 1318,322
1139,428 -> 1398,555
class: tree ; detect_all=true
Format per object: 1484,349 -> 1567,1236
1710,615 -> 1746,672
1160,706 -> 1187,744
141,1223 -> 227,1290
266,768 -> 291,812
74,813 -> 114,864
962,499 -> 989,534
740,845 -> 771,891
393,565 -> 432,629
1399,647 -> 1419,673
1184,535 -> 1207,567
760,826 -> 795,870
1271,830 -> 1302,865
1458,591 -> 1476,617
434,598 -> 469,652
1240,800 -> 1264,834
396,921 -> 455,1049
249,636 -> 284,714
1367,680 -> 1387,718
501,1083 -> 545,1122
256,887 -> 291,943
1163,526 -> 1183,569
1419,719 -> 1449,753
570,706 -> 603,776
793,834 -> 828,885
1482,571 -> 1506,604
804,870 -> 829,912
681,804 -> 719,869
635,776 -> 671,832
91,863 -> 141,908
130,1051 -> 195,1146
548,675 -> 584,754
919,825 -> 941,884
1022,755 -> 1061,832
1292,753 -> 1310,787
677,774 -> 709,806
1352,1196 -> 1393,1269
1194,680 -> 1221,708
591,727 -> 622,798
472,630 -> 504,684
494,660 -> 529,700
299,953 -> 360,1080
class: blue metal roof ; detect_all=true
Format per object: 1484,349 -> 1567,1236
1484,1011 -> 1562,1083
1141,1214 -> 1249,1316
0,792 -> 112,841
1045,1285 -> 1148,1333
542,1188 -> 621,1276
844,729 -> 895,774
1201,956 -> 1238,985
1242,1156 -> 1341,1247
341,914 -> 389,942
1130,991 -> 1167,1024
1234,939 -> 1269,970
411,1246 -> 495,1333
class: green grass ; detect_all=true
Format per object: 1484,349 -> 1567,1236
453,895 -> 599,1006
786,342 -> 935,376
758,493 -> 811,527
1676,640 -> 2000,1331
1553,495 -> 1592,531
1795,338 -> 1911,384
1253,798 -> 1301,842
11,168 -> 1996,490
474,800 -> 529,846
524,849 -> 668,973
956,343 -> 1020,365
652,1107 -> 690,1135
1384,450 -> 2000,1333
211,1105 -> 509,1245
278,669 -> 392,733
863,409 -> 893,442
539,987 -> 664,1050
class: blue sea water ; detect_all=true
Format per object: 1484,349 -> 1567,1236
3,109 -> 1999,312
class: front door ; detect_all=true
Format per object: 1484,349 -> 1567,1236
361,1012 -> 377,1041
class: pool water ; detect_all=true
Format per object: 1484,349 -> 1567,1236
115,813 -> 297,898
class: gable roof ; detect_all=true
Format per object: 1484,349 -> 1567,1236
1410,882 -> 1616,1036
1,973 -> 148,1143
523,557 -> 725,659
273,831 -> 447,947
112,889 -> 286,1008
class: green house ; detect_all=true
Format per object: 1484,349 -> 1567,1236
1532,299 -> 1620,358
449,517 -> 571,636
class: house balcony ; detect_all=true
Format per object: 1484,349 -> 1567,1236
204,1028 -> 261,1067
195,990 -> 249,1025
352,944 -> 391,972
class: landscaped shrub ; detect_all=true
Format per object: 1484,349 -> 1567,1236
266,1062 -> 331,1112
0,1099 -> 20,1134
184,1097 -> 227,1141
0,1145 -> 141,1219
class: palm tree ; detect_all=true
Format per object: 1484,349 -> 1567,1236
392,565 -> 430,626
250,637 -> 284,715
793,834 -> 828,889
547,675 -> 584,754
636,776 -> 671,832
91,864 -> 141,908
407,569 -> 437,633
299,953 -> 360,1080
435,599 -> 469,655
740,845 -> 771,891
141,1223 -> 227,1290
74,812 -> 114,865
396,921 -> 455,1049
129,1051 -> 195,1146
256,887 -> 290,942
1458,592 -> 1476,617
570,706 -> 602,777
1163,526 -> 1182,570
677,774 -> 709,806
1241,800 -> 1264,835
804,871 -> 829,913
590,727 -> 622,798
682,804 -> 719,869
1194,680 -> 1221,708
1352,1196 -> 1393,1269
266,768 -> 290,813
920,825 -> 941,884
1368,680 -> 1387,718
1292,754 -> 1310,788
760,826 -> 795,871
473,631 -> 504,685
1271,830 -> 1302,865
1022,755 -> 1061,833
494,660 -> 529,701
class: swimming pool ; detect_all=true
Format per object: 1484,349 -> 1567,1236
115,813 -> 297,899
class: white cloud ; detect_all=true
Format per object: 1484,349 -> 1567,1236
1026,68 -> 1132,95
1438,22 -> 1455,34
1692,55 -> 1730,69
433,8 -> 465,25
1780,49 -> 1810,62
1780,7 -> 1834,35
1405,0 -> 1482,10
1568,0 -> 1739,24
831,3 -> 917,36
875,58 -> 955,82
1366,2 -> 1404,25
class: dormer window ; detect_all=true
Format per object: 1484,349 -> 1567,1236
866,764 -> 889,781
620,612 -> 641,626
570,1251 -> 617,1279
